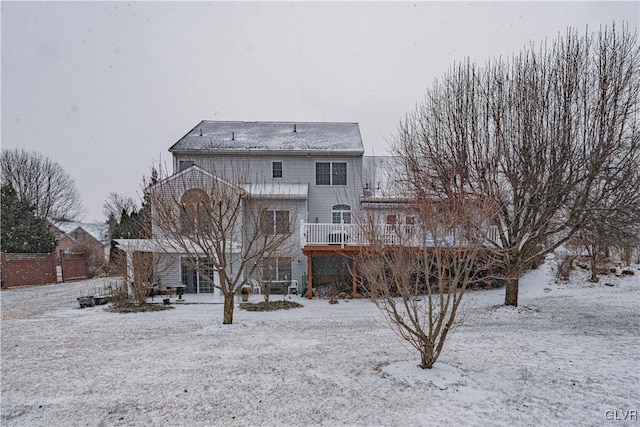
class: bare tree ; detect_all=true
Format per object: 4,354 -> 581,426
0,148 -> 83,221
393,24 -> 640,306
358,193 -> 497,369
150,166 -> 298,324
102,192 -> 138,221
574,164 -> 640,280
115,245 -> 169,305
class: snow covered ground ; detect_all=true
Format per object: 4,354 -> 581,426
1,263 -> 639,426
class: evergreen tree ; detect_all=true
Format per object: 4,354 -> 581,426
1,184 -> 56,253
138,167 -> 158,239
106,212 -> 117,239
105,167 -> 158,265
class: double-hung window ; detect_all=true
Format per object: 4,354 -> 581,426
316,163 -> 331,185
272,161 -> 283,179
261,257 -> 292,281
331,162 -> 347,185
265,210 -> 290,235
316,162 -> 347,186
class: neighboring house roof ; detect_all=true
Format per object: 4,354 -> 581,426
52,222 -> 110,245
169,121 -> 364,154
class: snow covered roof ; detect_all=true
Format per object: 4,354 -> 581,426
242,183 -> 308,199
53,221 -> 110,245
169,121 -> 364,154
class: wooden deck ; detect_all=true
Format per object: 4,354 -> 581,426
299,221 -> 500,300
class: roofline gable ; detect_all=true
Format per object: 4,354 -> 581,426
168,120 -> 206,153
149,165 -> 246,195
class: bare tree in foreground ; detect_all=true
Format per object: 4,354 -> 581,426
116,246 -> 170,305
1,148 -> 83,221
150,166 -> 297,324
358,195 -> 497,369
393,24 -> 639,306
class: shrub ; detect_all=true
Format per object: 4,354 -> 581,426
553,252 -> 576,282
239,300 -> 303,312
108,302 -> 174,313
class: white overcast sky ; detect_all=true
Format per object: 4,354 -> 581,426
2,1 -> 638,222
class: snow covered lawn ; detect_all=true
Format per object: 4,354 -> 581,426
2,264 -> 639,426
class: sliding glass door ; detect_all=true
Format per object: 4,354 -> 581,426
181,257 -> 217,293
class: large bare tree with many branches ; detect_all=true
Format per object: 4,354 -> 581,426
393,24 -> 640,306
1,148 -> 83,221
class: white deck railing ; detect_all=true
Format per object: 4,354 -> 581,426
300,220 -> 500,249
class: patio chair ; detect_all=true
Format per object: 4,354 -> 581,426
287,280 -> 299,295
250,279 -> 261,295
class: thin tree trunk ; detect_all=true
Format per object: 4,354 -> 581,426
223,292 -> 234,324
589,253 -> 599,282
505,277 -> 519,307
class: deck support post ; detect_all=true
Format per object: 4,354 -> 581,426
351,257 -> 357,298
307,255 -> 313,299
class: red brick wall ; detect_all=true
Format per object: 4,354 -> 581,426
61,253 -> 88,281
0,253 -> 57,287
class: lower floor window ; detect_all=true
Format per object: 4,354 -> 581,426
261,257 -> 292,281
181,257 -> 216,293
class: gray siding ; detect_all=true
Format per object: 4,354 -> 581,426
172,152 -> 363,223
155,253 -> 180,290
306,156 -> 363,223
241,197 -> 307,285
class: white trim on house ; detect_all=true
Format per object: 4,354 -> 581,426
114,238 -> 241,255
242,183 -> 308,199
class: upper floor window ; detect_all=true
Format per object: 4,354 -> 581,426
180,188 -> 211,235
179,160 -> 195,171
265,210 -> 290,235
272,161 -> 283,179
316,162 -> 347,186
316,163 -> 330,185
332,162 -> 347,186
